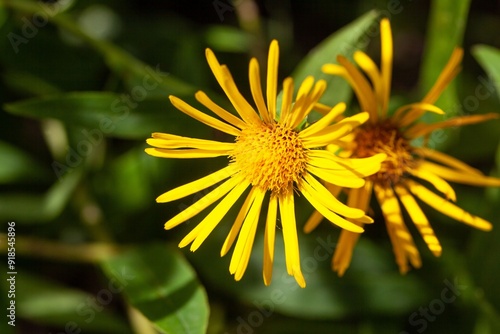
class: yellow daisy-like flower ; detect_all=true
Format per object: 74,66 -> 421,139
146,40 -> 386,287
305,18 -> 500,275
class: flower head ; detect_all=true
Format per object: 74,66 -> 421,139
306,19 -> 500,275
146,40 -> 385,287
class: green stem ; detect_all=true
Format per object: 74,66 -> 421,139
0,233 -> 122,262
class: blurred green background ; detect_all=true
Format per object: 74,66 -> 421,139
1,0 -> 500,333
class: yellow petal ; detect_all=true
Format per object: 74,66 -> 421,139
195,91 -> 247,129
299,102 -> 346,138
220,187 -> 257,257
322,63 -> 347,76
419,161 -> 500,187
279,77 -> 294,123
301,112 -> 369,147
380,18 -> 393,115
230,188 -> 266,280
179,180 -> 249,250
278,190 -> 306,288
164,173 -> 241,230
267,40 -> 279,120
263,194 -> 278,286
157,165 -> 235,203
421,48 -> 463,105
314,102 -> 336,116
285,76 -> 314,126
333,230 -> 361,277
205,48 -> 261,125
348,180 -> 374,224
417,147 -> 482,175
394,184 -> 442,256
249,58 -> 271,123
303,183 -> 343,233
308,150 -> 385,176
406,113 -> 500,139
407,180 -> 492,231
409,166 -> 457,201
354,50 -> 384,111
147,136 -> 234,151
145,147 -> 228,159
302,173 -> 366,218
222,73 -> 263,126
289,79 -> 327,129
332,183 -> 373,276
299,179 -> 364,233
303,210 -> 325,234
353,180 -> 373,212
374,183 -> 421,273
169,95 -> 241,136
307,164 -> 365,188
392,102 -> 445,128
337,55 -> 378,121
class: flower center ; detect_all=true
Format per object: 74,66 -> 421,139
354,121 -> 415,186
230,123 -> 308,194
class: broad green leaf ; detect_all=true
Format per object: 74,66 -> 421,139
419,0 -> 471,113
291,10 -> 380,109
101,243 -> 209,334
0,141 -> 50,184
4,92 -> 210,139
0,168 -> 82,223
472,45 -> 500,99
1,267 -> 131,333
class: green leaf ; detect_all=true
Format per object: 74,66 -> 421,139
472,45 -> 500,99
100,243 -> 209,334
0,168 -> 82,223
291,10 -> 380,108
3,71 -> 61,96
204,25 -> 251,53
419,0 -> 471,112
1,267 -> 131,333
0,141 -> 50,184
105,147 -> 158,212
4,92 -> 210,139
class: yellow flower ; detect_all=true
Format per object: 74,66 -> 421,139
146,40 -> 385,287
305,19 -> 500,275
